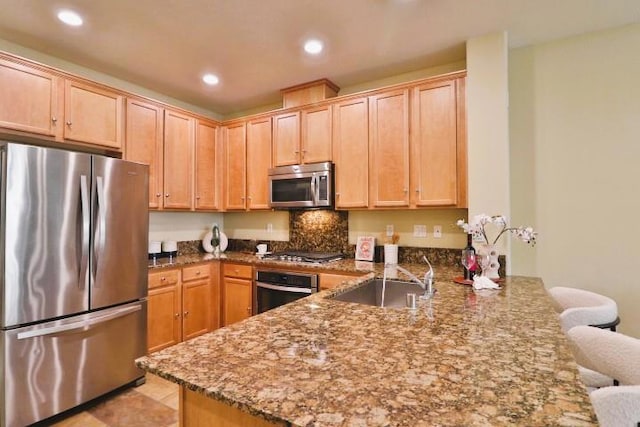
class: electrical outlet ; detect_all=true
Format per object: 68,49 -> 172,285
433,225 -> 442,238
266,223 -> 273,233
413,225 -> 427,238
386,225 -> 394,237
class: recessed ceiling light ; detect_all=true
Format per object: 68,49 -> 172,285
304,39 -> 323,55
57,10 -> 83,27
202,73 -> 219,86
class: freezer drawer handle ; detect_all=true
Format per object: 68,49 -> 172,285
16,305 -> 142,340
79,175 -> 90,289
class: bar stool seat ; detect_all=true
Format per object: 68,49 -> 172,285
547,286 -> 619,332
566,326 -> 640,427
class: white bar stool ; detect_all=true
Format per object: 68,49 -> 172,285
566,325 -> 640,427
547,286 -> 619,332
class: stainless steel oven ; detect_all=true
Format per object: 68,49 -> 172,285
255,270 -> 319,314
268,161 -> 334,209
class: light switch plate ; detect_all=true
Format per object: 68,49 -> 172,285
386,225 -> 394,237
413,225 -> 427,238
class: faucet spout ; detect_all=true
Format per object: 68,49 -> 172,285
384,257 -> 435,299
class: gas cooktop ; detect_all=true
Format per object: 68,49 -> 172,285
261,251 -> 343,264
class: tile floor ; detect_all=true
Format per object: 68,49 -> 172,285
43,374 -> 179,427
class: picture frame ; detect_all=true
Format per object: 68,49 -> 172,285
355,236 -> 375,261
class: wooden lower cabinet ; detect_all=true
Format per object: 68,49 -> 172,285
148,271 -> 182,353
222,263 -> 253,326
181,387 -> 285,427
147,262 -> 219,353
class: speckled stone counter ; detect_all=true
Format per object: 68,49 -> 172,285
137,264 -> 597,426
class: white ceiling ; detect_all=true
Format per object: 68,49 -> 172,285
0,0 -> 638,116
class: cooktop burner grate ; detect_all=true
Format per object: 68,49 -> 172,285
262,251 -> 343,263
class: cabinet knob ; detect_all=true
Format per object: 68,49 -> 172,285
160,276 -> 166,281
403,188 -> 408,193
66,121 -> 72,126
165,193 -> 170,197
174,313 -> 180,318
196,271 -> 201,275
156,193 -> 162,197
52,117 -> 57,123
246,307 -> 251,314
415,188 -> 420,193
184,311 -> 189,316
336,192 -> 340,197
196,195 -> 201,200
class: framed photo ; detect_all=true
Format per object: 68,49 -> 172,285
355,236 -> 375,261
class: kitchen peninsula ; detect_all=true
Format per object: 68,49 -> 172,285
137,262 -> 596,426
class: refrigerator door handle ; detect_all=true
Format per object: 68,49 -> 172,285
79,174 -> 90,290
16,304 -> 142,340
94,175 -> 107,286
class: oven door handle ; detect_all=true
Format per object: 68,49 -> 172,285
256,282 -> 313,294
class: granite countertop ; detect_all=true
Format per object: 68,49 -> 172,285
136,263 -> 597,426
148,251 -> 390,275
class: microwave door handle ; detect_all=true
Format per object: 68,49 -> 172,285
311,175 -> 318,205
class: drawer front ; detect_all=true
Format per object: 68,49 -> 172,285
223,263 -> 253,279
182,264 -> 211,282
148,269 -> 180,289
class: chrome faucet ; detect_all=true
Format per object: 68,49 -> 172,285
382,256 -> 435,305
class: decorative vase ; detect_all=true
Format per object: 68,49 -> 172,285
479,244 -> 500,279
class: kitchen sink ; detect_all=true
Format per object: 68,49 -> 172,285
331,279 -> 425,309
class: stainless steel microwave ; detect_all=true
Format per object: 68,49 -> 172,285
268,162 -> 334,209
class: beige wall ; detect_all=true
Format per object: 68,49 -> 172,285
149,212 -> 223,243
466,32 -> 512,268
509,23 -> 640,338
348,210 -> 467,248
224,211 -> 289,241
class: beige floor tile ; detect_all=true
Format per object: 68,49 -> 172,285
160,390 -> 180,410
136,373 -> 179,402
51,411 -> 109,427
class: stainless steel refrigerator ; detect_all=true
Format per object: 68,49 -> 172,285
0,142 -> 149,427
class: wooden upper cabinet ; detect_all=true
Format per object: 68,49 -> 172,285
224,122 -> 247,210
332,97 -> 369,209
368,89 -> 410,208
272,111 -> 300,166
410,79 -> 458,207
0,57 -> 62,138
246,117 -> 272,210
163,109 -> 195,209
300,104 -> 332,164
125,98 -> 164,209
64,79 -> 124,149
194,120 -> 218,211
